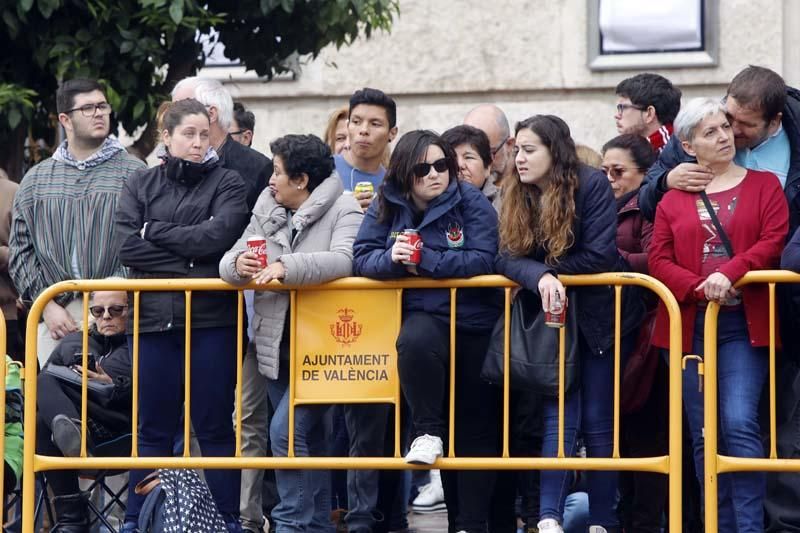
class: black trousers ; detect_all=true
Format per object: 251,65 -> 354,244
397,312 -> 501,533
35,373 -> 130,496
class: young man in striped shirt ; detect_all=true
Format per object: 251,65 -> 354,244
9,78 -> 145,366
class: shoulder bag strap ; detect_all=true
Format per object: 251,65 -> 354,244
699,191 -> 734,257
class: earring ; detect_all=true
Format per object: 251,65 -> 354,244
297,186 -> 303,190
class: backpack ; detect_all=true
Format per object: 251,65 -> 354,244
135,469 -> 228,532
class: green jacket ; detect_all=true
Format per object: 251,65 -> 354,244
4,355 -> 23,484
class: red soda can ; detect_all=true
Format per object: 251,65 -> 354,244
402,229 -> 423,266
544,292 -> 567,328
246,236 -> 268,268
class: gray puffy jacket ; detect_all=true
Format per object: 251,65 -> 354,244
219,174 -> 363,379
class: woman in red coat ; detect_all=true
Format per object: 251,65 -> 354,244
648,97 -> 788,532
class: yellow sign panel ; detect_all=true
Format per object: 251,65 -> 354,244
294,289 -> 399,403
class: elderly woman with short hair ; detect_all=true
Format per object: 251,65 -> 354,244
648,97 -> 788,532
220,133 -> 363,532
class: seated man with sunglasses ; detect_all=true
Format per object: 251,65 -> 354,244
35,289 -> 132,532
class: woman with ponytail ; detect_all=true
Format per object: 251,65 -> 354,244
495,115 -> 619,533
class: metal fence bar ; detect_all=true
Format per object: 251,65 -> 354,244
20,273 -> 683,533
183,290 -> 192,458
131,290 -> 141,458
448,287 -> 457,458
235,290 -> 244,457
700,270 -> 800,531
0,308 -> 6,499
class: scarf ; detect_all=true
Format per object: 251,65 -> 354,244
52,137 -> 126,170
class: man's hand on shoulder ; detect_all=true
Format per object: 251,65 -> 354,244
42,300 -> 78,340
666,163 -> 714,192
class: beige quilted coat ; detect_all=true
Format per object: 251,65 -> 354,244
219,174 -> 363,379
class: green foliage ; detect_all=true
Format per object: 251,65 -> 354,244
0,83 -> 36,129
0,0 -> 398,155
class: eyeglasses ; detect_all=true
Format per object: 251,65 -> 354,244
229,130 -> 248,136
616,103 -> 645,114
89,305 -> 128,319
64,102 -> 112,117
412,158 -> 449,179
491,137 -> 511,156
602,166 -> 645,179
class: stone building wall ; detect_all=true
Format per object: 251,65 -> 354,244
202,0 -> 800,155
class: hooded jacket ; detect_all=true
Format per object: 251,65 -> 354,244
219,174 -> 363,379
116,157 -> 249,333
353,179 -> 501,331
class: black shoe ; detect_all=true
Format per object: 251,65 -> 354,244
51,492 -> 90,532
51,415 -> 91,457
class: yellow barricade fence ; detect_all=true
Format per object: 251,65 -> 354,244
21,273 -> 684,532
702,270 -> 800,532
0,307 -> 6,500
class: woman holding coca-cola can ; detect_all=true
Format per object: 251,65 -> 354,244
220,134 -> 363,532
495,115 -> 619,533
116,98 -> 250,531
353,129 -> 502,533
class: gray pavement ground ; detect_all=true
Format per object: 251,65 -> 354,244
407,511 -> 449,532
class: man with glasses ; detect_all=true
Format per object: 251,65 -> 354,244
9,79 -> 145,366
230,102 -> 256,148
36,288 -> 132,531
463,104 -> 516,188
614,73 -> 682,153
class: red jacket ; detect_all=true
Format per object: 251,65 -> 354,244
617,192 -> 653,274
648,170 -> 788,351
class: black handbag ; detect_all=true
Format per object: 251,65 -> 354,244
481,288 -> 580,397
42,364 -> 116,407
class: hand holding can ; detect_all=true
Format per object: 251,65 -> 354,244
544,291 -> 567,328
402,229 -> 423,266
246,236 -> 268,268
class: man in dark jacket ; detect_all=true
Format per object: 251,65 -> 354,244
172,77 -> 273,212
36,289 -> 132,532
639,65 -> 800,533
638,66 -> 800,226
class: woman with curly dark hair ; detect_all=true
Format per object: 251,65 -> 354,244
495,115 -> 619,533
220,134 -> 363,531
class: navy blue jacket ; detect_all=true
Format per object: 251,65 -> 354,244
495,165 -> 618,355
353,179 -> 501,331
639,87 -> 800,231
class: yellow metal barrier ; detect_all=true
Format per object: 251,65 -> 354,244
0,307 -> 6,499
22,273 -> 684,532
702,270 -> 800,531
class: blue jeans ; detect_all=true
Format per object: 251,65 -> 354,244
539,336 -> 619,528
683,309 -> 767,533
266,359 -> 334,533
124,328 -> 240,525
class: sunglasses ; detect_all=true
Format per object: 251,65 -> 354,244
602,166 -> 645,179
412,158 -> 449,179
89,305 -> 128,319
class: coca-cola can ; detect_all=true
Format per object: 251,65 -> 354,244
402,229 -> 423,266
544,297 -> 567,328
246,236 -> 268,268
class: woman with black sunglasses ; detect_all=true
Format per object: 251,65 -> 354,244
353,129 -> 501,533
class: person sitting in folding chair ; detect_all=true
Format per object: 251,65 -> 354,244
35,289 -> 132,532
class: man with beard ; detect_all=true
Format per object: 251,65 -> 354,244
9,79 -> 145,366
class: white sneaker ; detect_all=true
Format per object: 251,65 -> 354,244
411,469 -> 446,513
405,434 -> 443,465
588,527 -> 608,533
536,518 -> 564,532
